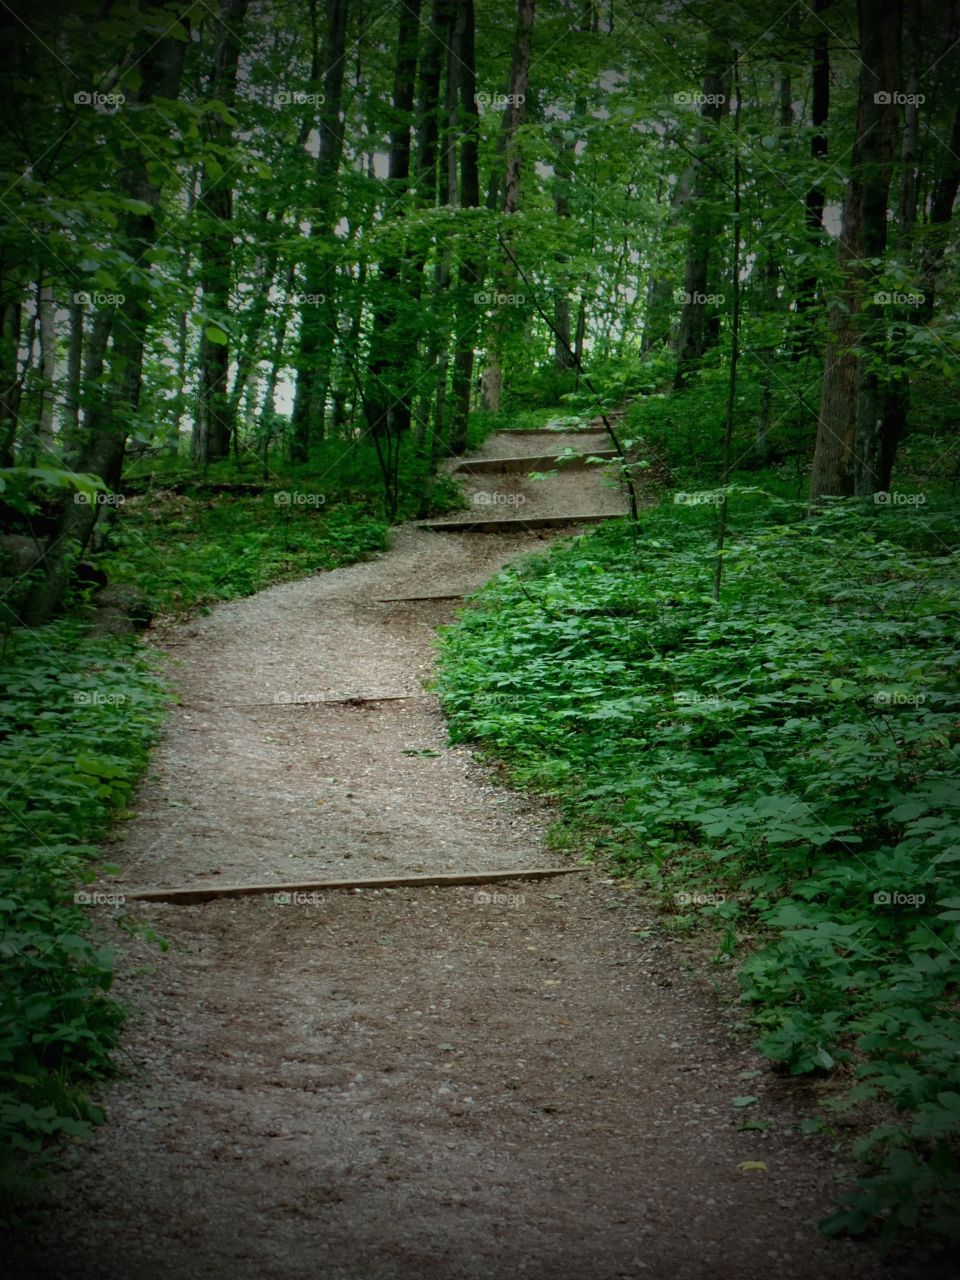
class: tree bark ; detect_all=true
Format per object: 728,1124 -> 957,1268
23,4 -> 188,625
191,0 -> 250,464
480,0 -> 535,414
363,0 -> 423,444
449,0 -> 482,454
289,0 -> 350,462
673,48 -> 731,389
810,0 -> 901,500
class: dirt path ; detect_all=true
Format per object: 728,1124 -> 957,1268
4,439 -> 951,1280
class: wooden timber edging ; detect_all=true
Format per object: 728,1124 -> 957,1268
419,513 -> 622,533
452,451 -> 617,475
118,866 -> 586,905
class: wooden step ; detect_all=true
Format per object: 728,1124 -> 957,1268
453,450 -> 617,475
497,426 -> 609,435
120,866 -> 586,906
419,513 -> 623,533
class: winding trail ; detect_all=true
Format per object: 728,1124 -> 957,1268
6,432 -> 947,1280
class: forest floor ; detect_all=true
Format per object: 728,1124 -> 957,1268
4,435 -> 953,1280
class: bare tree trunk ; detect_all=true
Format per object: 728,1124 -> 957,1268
24,5 -> 188,625
810,0 -> 901,499
192,0 -> 250,465
792,0 -> 831,355
289,0 -> 350,461
673,48 -> 731,389
62,299 -> 83,449
35,279 -> 57,459
0,301 -> 22,465
449,0 -> 482,455
363,0 -> 423,443
479,0 -> 535,414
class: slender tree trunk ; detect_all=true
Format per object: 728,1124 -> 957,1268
289,0 -> 350,462
792,0 -> 831,355
673,48 -> 731,389
363,0 -> 423,443
24,5 -> 188,625
449,0 -> 482,454
36,280 -> 57,458
192,0 -> 250,464
0,301 -> 22,466
62,299 -> 83,449
873,0 -> 923,491
480,0 -> 535,413
642,157 -> 694,354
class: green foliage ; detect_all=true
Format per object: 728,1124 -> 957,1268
437,490 -> 960,1241
0,623 -> 167,1209
101,491 -> 388,617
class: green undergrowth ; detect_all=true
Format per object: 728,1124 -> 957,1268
101,494 -> 390,617
0,622 -> 167,1213
437,487 -> 960,1243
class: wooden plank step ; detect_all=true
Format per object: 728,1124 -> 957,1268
497,426 -> 609,435
419,513 -> 623,533
453,450 -> 617,475
120,866 -> 585,906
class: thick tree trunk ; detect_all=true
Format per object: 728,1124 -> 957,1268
810,0 -> 901,500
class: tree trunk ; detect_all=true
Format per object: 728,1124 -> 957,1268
449,0 -> 481,454
192,0 -> 250,465
36,280 -> 57,458
363,0 -> 423,444
792,0 -> 831,354
23,5 -> 188,625
480,0 -> 535,413
289,0 -> 350,462
673,49 -> 731,388
62,299 -> 83,450
810,0 -> 901,500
